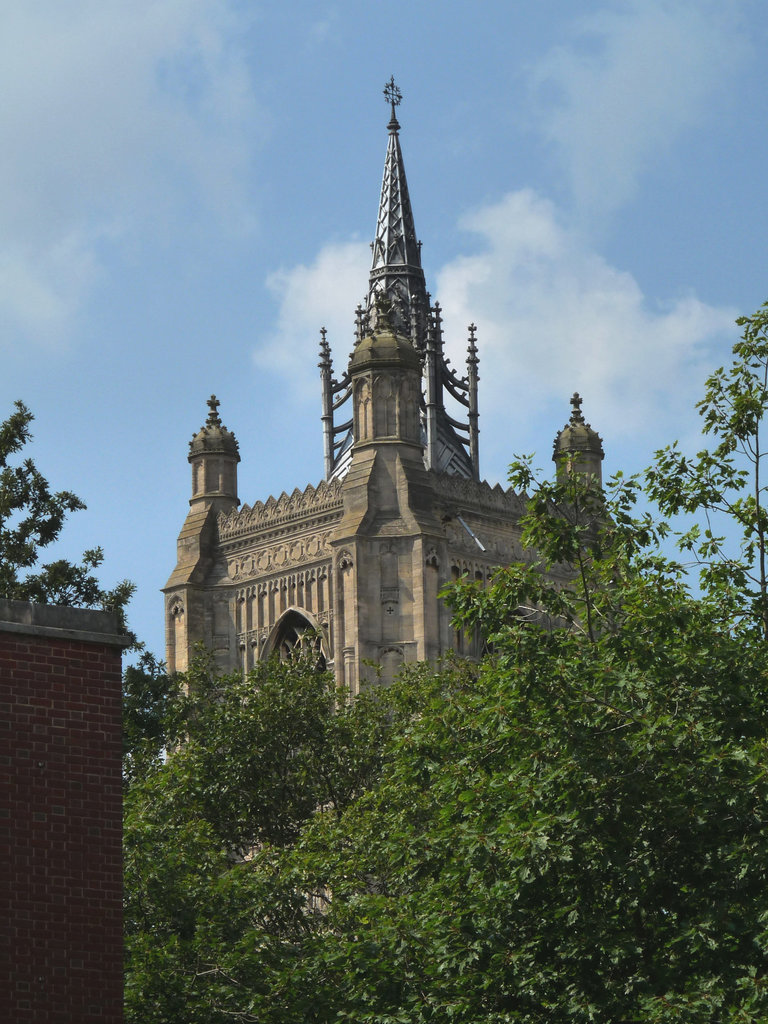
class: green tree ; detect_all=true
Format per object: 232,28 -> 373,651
0,400 -> 133,624
123,651 -> 410,1023
123,311 -> 768,1022
286,466 -> 768,1023
125,464 -> 768,1020
647,299 -> 768,637
122,652 -> 187,780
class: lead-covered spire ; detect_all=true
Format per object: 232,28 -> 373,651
368,78 -> 428,337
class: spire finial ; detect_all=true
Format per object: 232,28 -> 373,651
206,394 -> 222,426
570,392 -> 585,425
384,76 -> 401,131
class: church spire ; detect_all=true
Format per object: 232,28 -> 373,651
320,83 -> 480,482
368,78 -> 428,338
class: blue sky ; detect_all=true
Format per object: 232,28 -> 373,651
2,0 -> 766,661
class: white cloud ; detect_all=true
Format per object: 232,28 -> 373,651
259,189 -> 736,475
530,0 -> 750,219
436,189 -> 736,455
0,0 -> 260,344
0,231 -> 103,344
256,241 -> 370,399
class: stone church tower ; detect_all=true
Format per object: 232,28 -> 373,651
163,81 -> 603,690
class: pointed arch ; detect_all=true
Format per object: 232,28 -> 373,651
262,607 -> 328,669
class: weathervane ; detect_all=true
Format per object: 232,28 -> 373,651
383,76 -> 402,128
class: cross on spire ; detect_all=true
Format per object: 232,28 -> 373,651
384,76 -> 402,131
206,394 -> 222,426
384,76 -> 401,109
569,392 -> 585,424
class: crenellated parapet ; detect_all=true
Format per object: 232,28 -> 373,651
431,472 -> 527,517
218,478 -> 344,541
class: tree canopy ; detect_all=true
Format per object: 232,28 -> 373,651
0,400 -> 133,626
648,299 -> 768,637
124,652 -> 412,1021
124,305 -> 768,1022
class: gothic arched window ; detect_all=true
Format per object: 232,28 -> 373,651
263,608 -> 327,670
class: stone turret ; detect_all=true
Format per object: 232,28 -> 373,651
164,396 -> 240,674
349,300 -> 422,452
553,393 -> 604,487
188,395 -> 240,512
330,300 -> 444,690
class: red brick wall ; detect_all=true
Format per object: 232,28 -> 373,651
0,606 -> 125,1024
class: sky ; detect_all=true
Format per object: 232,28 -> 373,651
2,0 -> 767,662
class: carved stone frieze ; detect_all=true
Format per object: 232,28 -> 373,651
227,533 -> 333,582
235,566 -> 329,598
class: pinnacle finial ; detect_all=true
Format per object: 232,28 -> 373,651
354,304 -> 365,344
467,323 -> 479,363
206,394 -> 222,426
373,292 -> 394,330
319,327 -> 331,368
569,392 -> 585,425
384,76 -> 401,131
